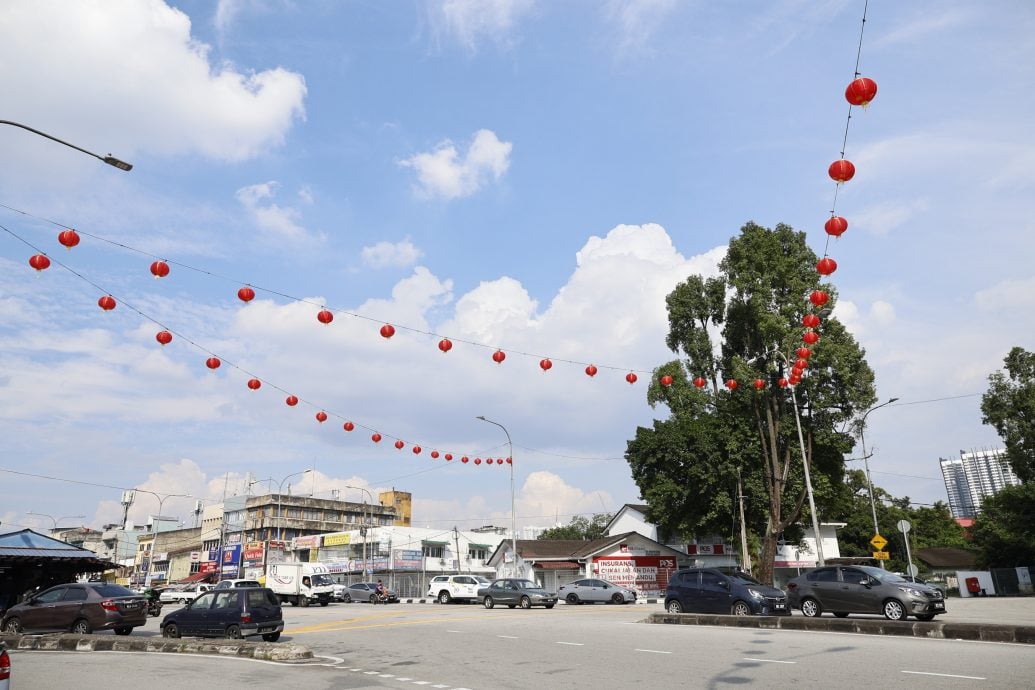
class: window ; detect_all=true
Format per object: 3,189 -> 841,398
35,588 -> 66,604
191,593 -> 215,610
841,568 -> 870,585
808,568 -> 839,582
422,545 -> 443,558
468,548 -> 488,560
700,572 -> 727,589
62,587 -> 88,602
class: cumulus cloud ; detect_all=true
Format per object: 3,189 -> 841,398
235,181 -> 323,244
427,0 -> 536,52
400,129 -> 512,200
361,238 -> 424,269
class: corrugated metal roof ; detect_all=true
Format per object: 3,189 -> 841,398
0,547 -> 101,559
0,529 -> 110,562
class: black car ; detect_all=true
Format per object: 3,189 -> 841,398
665,568 -> 789,616
1,582 -> 148,635
161,587 -> 284,641
786,565 -> 946,621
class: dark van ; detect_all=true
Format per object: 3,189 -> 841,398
160,587 -> 283,641
665,568 -> 790,616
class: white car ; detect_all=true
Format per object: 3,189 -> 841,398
427,575 -> 492,604
159,584 -> 212,604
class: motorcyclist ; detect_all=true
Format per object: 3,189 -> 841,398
142,587 -> 163,616
374,580 -> 387,603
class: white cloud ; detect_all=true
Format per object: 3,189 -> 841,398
361,238 -> 424,269
235,181 -> 323,244
400,129 -> 512,200
605,0 -> 677,53
428,0 -> 536,52
0,1 -> 306,163
851,199 -> 929,238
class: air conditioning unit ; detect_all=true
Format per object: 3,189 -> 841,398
439,559 -> 448,567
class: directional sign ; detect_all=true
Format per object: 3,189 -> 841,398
872,551 -> 890,560
870,534 -> 888,551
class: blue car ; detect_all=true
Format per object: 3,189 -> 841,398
665,568 -> 789,616
161,587 -> 284,641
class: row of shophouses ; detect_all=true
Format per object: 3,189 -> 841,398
50,490 -> 847,596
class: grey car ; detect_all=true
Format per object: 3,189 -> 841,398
1,582 -> 147,635
558,578 -> 636,605
786,565 -> 946,621
477,579 -> 557,609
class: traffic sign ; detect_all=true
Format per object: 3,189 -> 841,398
870,534 -> 888,551
897,519 -> 911,534
872,551 -> 889,560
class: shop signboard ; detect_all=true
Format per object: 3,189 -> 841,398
323,533 -> 351,547
199,560 -> 219,575
219,543 -> 242,578
592,555 -> 678,596
266,540 -> 288,565
292,535 -> 321,550
393,549 -> 422,570
686,544 -> 726,555
242,541 -> 265,568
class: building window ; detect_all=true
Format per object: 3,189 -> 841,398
423,545 -> 443,558
468,548 -> 487,560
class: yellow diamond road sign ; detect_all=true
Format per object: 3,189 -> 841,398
870,534 -> 888,551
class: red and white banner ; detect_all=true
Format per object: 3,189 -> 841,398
592,556 -> 678,595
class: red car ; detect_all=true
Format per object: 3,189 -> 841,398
1,582 -> 148,635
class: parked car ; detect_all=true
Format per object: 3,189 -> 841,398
1,582 -> 148,635
214,579 -> 262,590
347,582 -> 399,603
159,584 -> 212,604
160,587 -> 284,641
331,583 -> 352,603
785,565 -> 946,621
664,568 -> 789,616
427,574 -> 491,604
477,579 -> 558,609
0,641 -> 10,690
558,578 -> 637,605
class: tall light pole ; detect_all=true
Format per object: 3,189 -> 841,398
26,512 -> 85,533
2,120 -> 133,170
476,415 -> 517,576
346,485 -> 374,578
131,488 -> 191,533
277,470 -> 312,541
857,397 -> 899,569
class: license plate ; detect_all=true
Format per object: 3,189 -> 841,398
775,604 -> 786,609
125,602 -> 141,609
933,602 -> 944,609
258,627 -> 273,633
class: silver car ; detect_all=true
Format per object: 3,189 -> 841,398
786,565 -> 946,621
558,578 -> 637,605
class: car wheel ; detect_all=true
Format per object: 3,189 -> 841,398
545,604 -> 555,609
3,617 -> 22,634
833,612 -> 849,618
225,624 -> 242,639
439,591 -> 452,605
612,593 -> 625,605
566,593 -> 580,605
262,632 -> 281,642
800,598 -> 822,618
301,597 -> 310,608
71,618 -> 93,635
114,627 -> 132,636
731,601 -> 751,616
344,594 -> 352,603
508,604 -> 516,608
483,596 -> 494,609
162,623 -> 180,638
915,614 -> 936,622
320,601 -> 329,607
519,596 -> 532,609
883,599 -> 907,621
666,599 -> 683,614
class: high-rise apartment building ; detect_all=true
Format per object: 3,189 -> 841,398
939,448 -> 1022,519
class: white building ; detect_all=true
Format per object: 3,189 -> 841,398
940,448 -> 1021,519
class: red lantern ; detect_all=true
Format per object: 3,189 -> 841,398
792,366 -> 805,378
824,216 -> 848,238
316,411 -> 328,423
286,395 -> 299,406
150,261 -> 170,279
445,453 -> 453,461
247,378 -> 261,390
693,377 -> 707,388
753,379 -> 765,390
394,440 -> 404,450
828,159 -> 856,183
206,357 -> 221,370
461,456 -> 469,463
156,330 -> 173,345
725,379 -> 738,390
778,377 -> 788,388
789,374 -> 801,385
237,286 -> 256,302
626,372 -> 638,385
492,350 -> 506,364
344,421 -> 354,432
539,358 -> 552,371
98,295 -> 117,311
412,446 -> 422,455
796,347 -> 811,359
431,450 -> 439,459
58,229 -> 80,249
803,331 -> 819,345
845,77 -> 878,107
371,433 -> 382,443
660,375 -> 674,387
817,257 -> 838,276
438,338 -> 452,353
29,254 -> 51,272
317,309 -> 334,324
380,324 -> 395,339
496,458 -> 503,465
809,290 -> 829,307
506,457 -> 512,464
794,358 -> 809,370
585,364 -> 597,377
474,458 -> 482,465
802,314 -> 820,328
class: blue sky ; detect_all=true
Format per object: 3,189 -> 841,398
1,1 -> 1032,538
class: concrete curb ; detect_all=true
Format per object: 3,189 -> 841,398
0,632 -> 313,661
645,612 -> 1035,644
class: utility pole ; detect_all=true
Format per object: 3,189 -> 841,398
737,471 -> 752,573
454,526 -> 462,574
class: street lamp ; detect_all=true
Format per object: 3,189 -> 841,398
26,512 -> 85,532
345,485 -> 374,578
476,415 -> 517,576
276,470 -> 312,541
131,488 -> 191,533
2,120 -> 133,170
856,397 -> 900,569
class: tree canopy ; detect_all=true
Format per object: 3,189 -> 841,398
626,221 -> 877,584
970,483 -> 1035,567
537,513 -> 613,541
981,346 -> 1035,482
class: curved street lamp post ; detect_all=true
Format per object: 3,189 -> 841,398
26,512 -> 85,533
857,397 -> 900,569
476,416 -> 517,575
277,470 -> 312,541
2,120 -> 132,170
345,485 -> 374,577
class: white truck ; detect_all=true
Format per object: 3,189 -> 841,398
267,563 -> 334,607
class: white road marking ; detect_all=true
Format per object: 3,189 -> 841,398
635,648 -> 672,654
447,630 -> 463,633
556,641 -> 584,646
744,658 -> 797,664
397,678 -> 412,682
364,670 -> 379,675
902,671 -> 987,680
412,682 -> 431,686
497,635 -> 519,639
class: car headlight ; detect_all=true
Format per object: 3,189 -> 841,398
531,594 -> 544,599
898,586 -> 925,598
747,588 -> 765,601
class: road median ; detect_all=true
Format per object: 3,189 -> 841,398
0,632 -> 313,661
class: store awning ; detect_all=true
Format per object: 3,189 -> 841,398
532,561 -> 581,570
421,540 -> 449,546
468,543 -> 492,549
178,572 -> 213,584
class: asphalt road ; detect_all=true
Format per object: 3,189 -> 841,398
9,600 -> 1035,688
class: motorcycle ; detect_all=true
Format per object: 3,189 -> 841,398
147,598 -> 163,617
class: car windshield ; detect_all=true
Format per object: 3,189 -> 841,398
729,572 -> 762,585
312,574 -> 333,586
92,584 -> 136,597
860,566 -> 905,583
475,577 -> 491,585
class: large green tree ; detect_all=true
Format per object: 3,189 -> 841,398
626,221 -> 876,584
970,483 -> 1035,567
981,346 -> 1035,482
538,513 -> 613,541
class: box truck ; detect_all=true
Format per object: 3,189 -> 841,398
267,563 -> 334,607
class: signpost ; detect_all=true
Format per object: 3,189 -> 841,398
869,534 -> 888,551
897,520 -> 918,577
